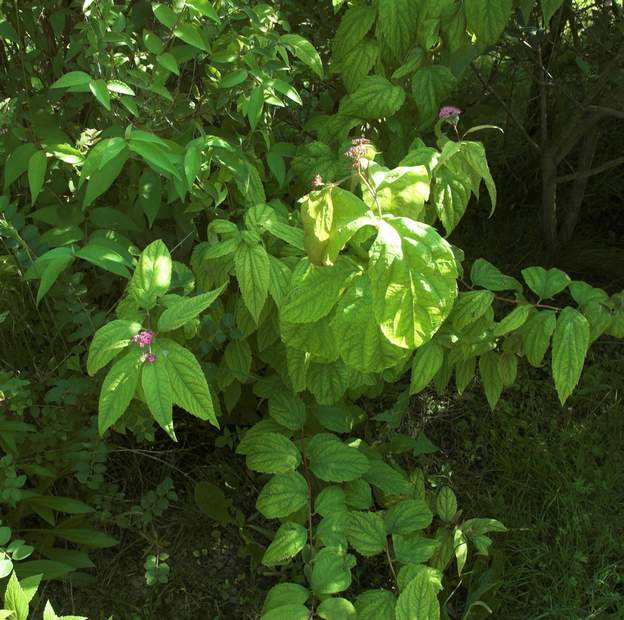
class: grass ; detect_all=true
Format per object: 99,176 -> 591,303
426,346 -> 624,619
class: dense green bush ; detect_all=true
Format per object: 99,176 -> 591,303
0,0 -> 622,617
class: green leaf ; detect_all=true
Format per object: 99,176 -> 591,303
153,3 -> 177,28
27,151 -> 47,206
332,4 -> 377,62
395,567 -> 443,620
410,341 -> 444,394
224,339 -> 252,381
142,355 -> 175,439
139,169 -> 162,228
89,79 -> 111,110
378,0 -> 416,60
281,34 -> 323,78
184,145 -> 201,187
451,290 -> 494,330
187,0 -> 219,21
436,487 -> 457,522
521,310 -> 557,367
4,572 -> 28,620
392,47 -> 426,80
76,243 -> 131,278
522,266 -> 570,299
340,76 -> 406,119
340,39 -> 379,92
143,30 -> 164,54
97,352 -> 141,434
262,522 -> 307,566
384,499 -> 433,535
412,65 -> 457,126
107,80 -> 135,96
50,71 -> 91,89
315,487 -> 347,517
261,606 -> 309,620
157,52 -> 180,75
129,240 -> 172,309
234,239 -> 270,323
174,23 -> 209,51
256,472 -> 309,519
240,432 -> 301,474
268,391 -> 306,431
541,0 -> 564,24
355,590 -> 396,620
158,285 -> 225,332
307,433 -> 369,482
364,462 -> 412,497
313,402 -> 363,434
36,254 -> 75,305
4,143 -> 37,189
393,534 -> 440,564
479,351 -> 503,410
370,217 -> 458,349
344,479 -> 373,510
159,338 -> 218,427
464,0 -> 513,45
221,69 -> 248,88
46,528 -> 118,548
128,140 -> 182,181
317,597 -> 357,620
25,496 -> 94,515
552,307 -> 590,405
346,511 -> 386,556
310,547 -> 356,595
331,275 -> 405,373
262,583 -> 310,614
87,319 -> 141,376
82,150 -> 128,208
281,257 -> 357,324
365,165 -> 430,220
471,258 -> 521,292
568,281 -> 608,307
317,513 -> 349,547
493,304 -> 532,337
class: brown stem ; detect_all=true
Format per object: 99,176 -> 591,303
300,430 -> 314,547
385,539 -> 398,588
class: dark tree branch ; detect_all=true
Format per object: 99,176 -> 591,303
556,156 -> 624,183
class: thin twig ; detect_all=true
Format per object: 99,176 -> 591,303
556,156 -> 624,184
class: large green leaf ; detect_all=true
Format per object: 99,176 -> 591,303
377,0 -> 416,59
262,522 -> 307,566
369,217 -> 458,349
330,275 -> 405,373
281,34 -> 323,77
4,572 -> 28,620
332,4 -> 377,61
240,432 -> 301,474
522,266 -> 570,300
317,598 -> 357,620
159,338 -> 218,427
520,310 -> 557,367
339,39 -> 379,92
365,165 -> 430,220
268,391 -> 306,431
479,351 -> 503,410
412,65 -> 457,126
98,351 -> 141,434
410,341 -> 444,394
384,499 -> 433,535
307,433 -> 370,482
158,285 -> 225,332
395,566 -> 443,620
340,76 -> 406,119
256,472 -> 309,519
262,583 -> 310,614
87,320 -> 142,376
261,606 -> 309,620
310,547 -> 356,595
234,238 -> 270,323
306,360 -> 350,405
142,355 -> 175,439
281,257 -> 357,324
470,258 -> 521,292
541,0 -> 564,23
552,307 -> 590,405
432,164 -> 472,234
355,590 -> 396,620
346,511 -> 386,556
464,0 -> 513,45
128,240 -> 172,309
4,143 -> 37,189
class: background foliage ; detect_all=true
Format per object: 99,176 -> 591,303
0,0 -> 622,618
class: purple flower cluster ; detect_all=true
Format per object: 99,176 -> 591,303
439,106 -> 462,119
132,330 -> 155,348
345,137 -> 371,160
142,353 -> 156,363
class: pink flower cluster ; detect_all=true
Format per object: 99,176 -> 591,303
439,106 -> 462,119
142,353 -> 156,363
345,137 -> 371,160
132,330 -> 155,348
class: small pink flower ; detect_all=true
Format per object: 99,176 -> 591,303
142,353 -> 156,363
351,137 -> 370,146
439,106 -> 462,119
132,330 -> 155,348
312,174 -> 324,188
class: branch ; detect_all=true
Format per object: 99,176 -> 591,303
470,62 -> 541,152
556,156 -> 624,183
587,105 -> 624,119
